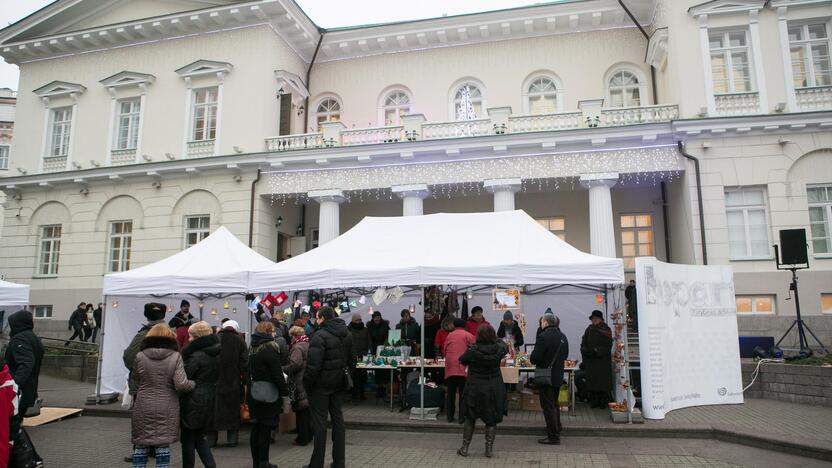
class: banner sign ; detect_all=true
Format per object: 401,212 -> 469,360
492,288 -> 521,311
635,257 -> 743,419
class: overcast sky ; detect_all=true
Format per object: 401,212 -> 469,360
0,0 -> 548,90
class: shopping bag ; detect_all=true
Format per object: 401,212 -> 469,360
557,384 -> 569,407
240,385 -> 251,423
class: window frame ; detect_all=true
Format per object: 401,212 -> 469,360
787,20 -> 832,89
379,89 -> 412,126
619,213 -> 655,270
607,71 -> 642,108
807,184 -> 832,257
535,216 -> 566,241
113,97 -> 142,151
822,293 -> 832,315
313,96 -> 342,131
107,220 -> 133,273
36,224 -> 62,277
735,294 -> 776,315
708,29 -> 756,95
724,187 -> 772,260
0,144 -> 9,170
523,74 -> 562,114
448,78 -> 487,120
183,215 -> 210,249
46,106 -> 73,158
30,305 -> 53,319
190,86 -> 218,142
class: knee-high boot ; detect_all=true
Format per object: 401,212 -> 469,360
457,420 -> 474,457
484,425 -> 496,458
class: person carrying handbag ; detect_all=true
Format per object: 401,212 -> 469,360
530,313 -> 569,445
283,326 -> 312,446
247,322 -> 289,468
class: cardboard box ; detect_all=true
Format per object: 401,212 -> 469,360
500,367 -> 519,384
520,392 -> 542,412
507,392 -> 522,411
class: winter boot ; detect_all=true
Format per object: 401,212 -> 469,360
457,420 -> 474,457
484,425 -> 496,458
228,430 -> 239,447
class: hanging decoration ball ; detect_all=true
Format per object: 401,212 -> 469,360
198,301 -> 204,309
223,301 -> 230,310
232,307 -> 238,314
210,308 -> 218,316
112,300 -> 119,309
466,289 -> 474,300
596,294 -> 603,304
409,304 -> 416,313
167,304 -> 173,313
368,306 -> 374,315
359,295 -> 367,305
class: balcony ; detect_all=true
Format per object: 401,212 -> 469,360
110,148 -> 136,165
796,86 -> 832,112
186,140 -> 215,158
42,156 -> 67,172
264,104 -> 679,153
715,92 -> 760,116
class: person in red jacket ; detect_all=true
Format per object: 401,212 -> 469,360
443,318 -> 475,423
168,300 -> 195,349
0,358 -> 18,468
465,307 -> 491,335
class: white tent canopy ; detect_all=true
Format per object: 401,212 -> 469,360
251,210 -> 624,290
0,279 -> 29,306
103,226 -> 276,295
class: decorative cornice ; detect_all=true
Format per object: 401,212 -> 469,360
688,0 -> 767,17
769,0 -> 832,8
176,59 -> 233,79
99,70 -> 155,89
645,28 -> 668,70
32,80 -> 86,99
274,69 -> 309,103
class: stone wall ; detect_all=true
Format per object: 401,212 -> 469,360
40,354 -> 98,384
742,362 -> 832,407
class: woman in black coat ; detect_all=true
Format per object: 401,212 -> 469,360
208,320 -> 248,447
248,321 -> 289,468
180,321 -> 221,468
457,324 -> 508,458
581,310 -> 614,408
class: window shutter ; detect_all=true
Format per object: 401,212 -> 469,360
279,94 -> 292,135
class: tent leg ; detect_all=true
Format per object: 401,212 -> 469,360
420,286 -> 425,419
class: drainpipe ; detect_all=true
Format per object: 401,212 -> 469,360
248,169 -> 261,248
303,33 -> 324,132
618,0 -> 659,105
660,181 -> 671,263
677,141 -> 708,265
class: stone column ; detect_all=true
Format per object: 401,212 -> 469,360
484,178 -> 522,212
580,173 -> 618,258
309,189 -> 345,245
392,184 -> 430,216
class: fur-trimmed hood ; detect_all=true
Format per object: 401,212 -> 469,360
139,335 -> 179,360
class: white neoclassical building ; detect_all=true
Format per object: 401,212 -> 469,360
0,0 -> 831,345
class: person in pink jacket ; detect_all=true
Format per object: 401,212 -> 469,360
442,318 -> 475,423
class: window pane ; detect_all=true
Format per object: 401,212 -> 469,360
792,46 -> 809,88
736,297 -> 752,313
808,24 -> 827,40
638,243 -> 653,256
788,26 -> 803,42
620,215 -> 635,228
636,215 -> 652,227
622,245 -> 636,257
550,218 -> 564,231
807,187 -> 825,203
755,297 -> 773,313
731,51 -> 752,92
822,294 -> 832,314
537,219 -> 549,229
728,31 -> 746,47
621,231 -> 635,244
638,230 -> 652,244
609,89 -> 624,108
709,32 -> 724,49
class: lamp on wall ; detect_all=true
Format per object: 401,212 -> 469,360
297,104 -> 305,116
275,216 -> 283,228
296,224 -> 303,236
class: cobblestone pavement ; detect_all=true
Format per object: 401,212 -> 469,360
26,415 -> 830,468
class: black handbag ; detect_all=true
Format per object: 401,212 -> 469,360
250,380 -> 280,403
535,338 -> 564,387
343,367 -> 354,391
9,427 -> 42,468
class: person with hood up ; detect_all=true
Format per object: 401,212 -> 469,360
4,310 -> 44,418
581,310 -> 613,409
131,324 -> 195,468
247,321 -> 289,468
465,306 -> 491,335
443,318 -> 475,424
347,314 -> 369,401
457,324 -> 508,458
208,319 -> 248,448
180,321 -> 220,468
303,306 -> 353,468
497,311 -> 524,351
284,326 -> 312,446
169,300 -> 195,349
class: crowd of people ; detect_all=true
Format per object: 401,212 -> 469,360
66,301 -> 102,344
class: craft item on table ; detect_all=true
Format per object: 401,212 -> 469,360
341,301 -> 351,313
223,301 -> 230,310
248,297 -> 261,313
388,286 -> 404,304
283,307 -> 292,316
349,300 -> 358,308
260,293 -> 276,311
359,295 -> 367,304
372,287 -> 388,305
388,330 -> 402,343
335,307 -> 342,315
274,291 -> 288,306
294,299 -> 302,308
302,305 -> 311,314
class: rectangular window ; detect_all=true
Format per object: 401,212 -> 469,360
31,305 -> 53,319
114,98 -> 141,150
191,87 -> 218,142
808,185 -> 832,255
789,22 -> 832,88
735,295 -> 775,314
0,145 -> 9,170
620,214 -> 654,270
536,217 -> 566,241
709,30 -> 755,94
184,215 -> 210,248
38,225 -> 62,276
47,107 -> 73,157
311,228 -> 320,250
725,187 -> 770,259
108,221 -> 133,272
822,293 -> 832,314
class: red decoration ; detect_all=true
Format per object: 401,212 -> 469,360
274,291 -> 288,306
261,293 -> 276,311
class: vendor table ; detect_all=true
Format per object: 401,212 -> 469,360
355,364 -> 396,411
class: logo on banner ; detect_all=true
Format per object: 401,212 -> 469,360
717,387 -> 727,396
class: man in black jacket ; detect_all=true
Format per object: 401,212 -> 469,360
66,302 -> 87,343
497,311 -> 525,351
91,303 -> 103,343
5,310 -> 44,417
303,307 -> 353,468
530,314 -> 568,445
365,311 -> 390,398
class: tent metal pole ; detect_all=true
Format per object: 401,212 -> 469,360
94,295 -> 107,400
420,286 -> 425,419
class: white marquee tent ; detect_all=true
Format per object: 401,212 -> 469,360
251,210 -> 624,290
0,279 -> 29,307
98,226 -> 277,395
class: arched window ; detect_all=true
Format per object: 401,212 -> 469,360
608,70 -> 641,108
453,83 -> 484,120
314,97 -> 341,129
527,77 -> 558,114
382,90 -> 411,126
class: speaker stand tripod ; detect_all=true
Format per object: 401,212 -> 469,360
774,247 -> 829,355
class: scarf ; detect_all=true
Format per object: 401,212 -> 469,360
291,334 -> 310,346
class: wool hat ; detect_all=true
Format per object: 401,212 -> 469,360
589,310 -> 604,320
401,308 -> 411,318
503,311 -> 513,320
180,299 -> 190,307
372,310 -> 382,318
223,319 -> 240,332
144,302 -> 166,321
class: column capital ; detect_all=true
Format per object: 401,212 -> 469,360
392,184 -> 430,199
580,173 -> 618,189
308,189 -> 345,204
484,178 -> 522,193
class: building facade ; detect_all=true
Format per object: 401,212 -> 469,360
0,0 -> 830,346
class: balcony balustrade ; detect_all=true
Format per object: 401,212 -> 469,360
341,125 -> 404,145
265,132 -> 325,152
795,86 -> 832,112
421,118 -> 492,140
186,140 -> 215,158
508,111 -> 583,132
602,104 -> 679,126
110,148 -> 137,165
42,156 -> 67,172
714,92 -> 760,116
